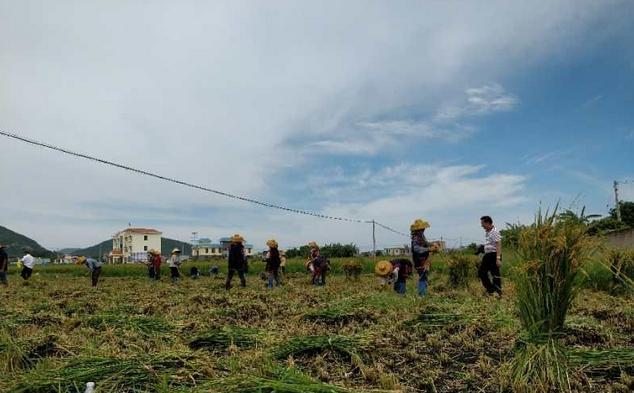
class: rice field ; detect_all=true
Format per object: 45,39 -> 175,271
0,256 -> 632,392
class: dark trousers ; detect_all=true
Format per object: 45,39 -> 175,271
91,267 -> 101,287
148,265 -> 155,279
21,266 -> 33,280
311,268 -> 326,285
0,271 -> 7,285
170,267 -> 180,282
225,268 -> 246,289
479,253 -> 501,294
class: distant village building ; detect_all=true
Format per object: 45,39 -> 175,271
384,245 -> 410,257
384,240 -> 446,257
605,228 -> 634,249
109,227 -> 162,264
192,236 -> 254,259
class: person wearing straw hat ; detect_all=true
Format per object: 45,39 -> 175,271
20,248 -> 35,281
410,219 -> 432,297
76,256 -> 103,287
225,234 -> 247,290
279,250 -> 287,282
168,248 -> 182,283
374,260 -> 394,289
307,241 -> 328,285
265,239 -> 281,289
0,244 -> 8,286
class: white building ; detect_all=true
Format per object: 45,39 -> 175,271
110,227 -> 162,263
192,237 -> 254,259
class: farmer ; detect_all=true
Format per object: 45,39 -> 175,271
0,244 -> 8,286
411,219 -> 432,297
307,241 -> 327,285
225,234 -> 247,290
148,249 -> 161,280
265,239 -> 281,288
479,216 -> 502,296
390,258 -> 413,295
374,260 -> 394,289
76,256 -> 103,287
20,249 -> 35,281
168,248 -> 182,283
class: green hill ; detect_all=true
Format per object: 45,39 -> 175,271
0,225 -> 55,258
72,238 -> 192,258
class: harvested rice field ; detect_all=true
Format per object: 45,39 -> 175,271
0,258 -> 632,393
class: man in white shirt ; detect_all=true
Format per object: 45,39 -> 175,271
20,249 -> 35,280
479,216 -> 502,296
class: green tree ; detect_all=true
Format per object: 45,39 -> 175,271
610,201 -> 634,228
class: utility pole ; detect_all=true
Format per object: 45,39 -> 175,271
371,220 -> 376,262
614,180 -> 622,222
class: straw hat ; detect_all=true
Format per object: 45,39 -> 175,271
410,219 -> 430,232
374,260 -> 393,277
266,239 -> 278,248
308,241 -> 318,248
230,234 -> 244,244
148,249 -> 160,255
76,256 -> 87,265
171,248 -> 181,254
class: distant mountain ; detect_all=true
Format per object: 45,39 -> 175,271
72,238 -> 192,258
0,225 -> 55,258
58,248 -> 80,255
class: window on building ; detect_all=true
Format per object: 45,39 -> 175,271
144,235 -> 148,241
205,248 -> 209,253
144,246 -> 148,251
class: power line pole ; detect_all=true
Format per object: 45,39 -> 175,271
371,220 -> 376,262
614,180 -> 622,222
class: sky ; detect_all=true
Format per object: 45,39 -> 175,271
1,0 -> 633,251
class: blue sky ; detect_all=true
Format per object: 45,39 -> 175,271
0,1 -> 633,250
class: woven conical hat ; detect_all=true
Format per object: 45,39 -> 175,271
374,260 -> 393,276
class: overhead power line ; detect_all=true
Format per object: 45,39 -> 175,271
2,131 -> 416,233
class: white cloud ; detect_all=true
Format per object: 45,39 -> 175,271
0,1 -> 627,248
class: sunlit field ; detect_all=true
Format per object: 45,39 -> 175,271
0,255 -> 632,392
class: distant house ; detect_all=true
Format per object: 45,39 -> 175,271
384,245 -> 410,257
384,240 -> 446,257
606,228 -> 634,249
193,237 -> 254,258
109,227 -> 162,264
192,238 -> 224,258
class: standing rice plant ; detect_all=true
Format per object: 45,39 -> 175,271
510,207 -> 598,392
607,249 -> 634,292
446,254 -> 478,288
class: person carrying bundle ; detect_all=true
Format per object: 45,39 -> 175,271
168,248 -> 182,283
265,239 -> 281,288
225,234 -> 247,290
307,241 -> 329,285
410,219 -> 432,297
76,256 -> 103,287
374,260 -> 395,289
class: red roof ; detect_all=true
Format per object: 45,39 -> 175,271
120,228 -> 162,234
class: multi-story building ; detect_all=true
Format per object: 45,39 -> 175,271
110,227 -> 162,263
192,236 -> 254,259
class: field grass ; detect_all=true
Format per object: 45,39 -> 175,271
0,255 -> 632,392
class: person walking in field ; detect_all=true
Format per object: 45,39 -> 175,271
307,241 -> 328,285
265,239 -> 281,288
20,249 -> 35,281
76,256 -> 103,287
168,248 -> 182,283
225,234 -> 247,290
279,250 -> 287,283
0,244 -> 8,286
410,219 -> 432,297
479,216 -> 502,296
